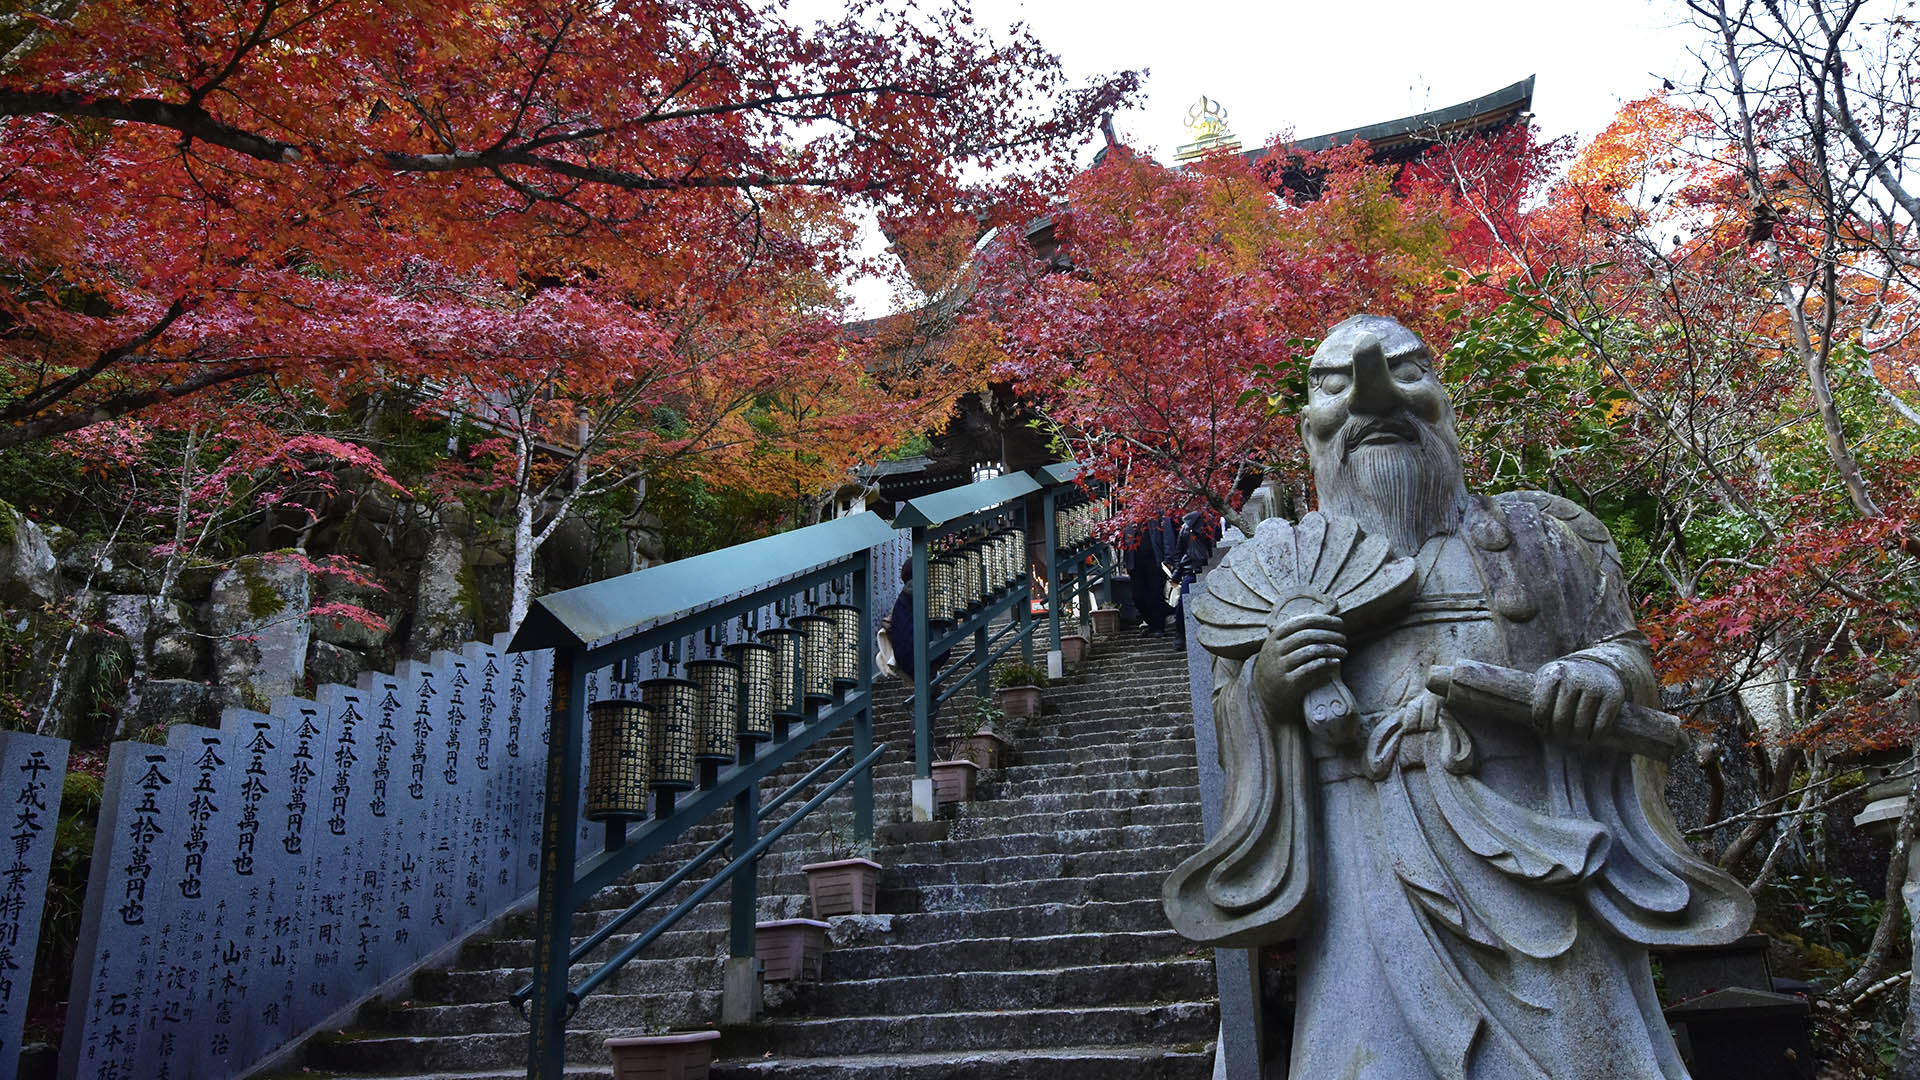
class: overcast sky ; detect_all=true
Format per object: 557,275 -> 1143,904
838,0 -> 1712,313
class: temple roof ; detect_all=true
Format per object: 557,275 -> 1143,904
1268,75 -> 1535,161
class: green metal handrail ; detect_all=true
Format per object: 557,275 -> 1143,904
507,743 -> 860,1007
512,513 -> 892,1080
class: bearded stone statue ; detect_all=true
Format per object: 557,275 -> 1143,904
1163,315 -> 1753,1079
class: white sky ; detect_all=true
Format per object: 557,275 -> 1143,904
838,0 -> 1711,314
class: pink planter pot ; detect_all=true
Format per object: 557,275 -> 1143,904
1060,633 -> 1089,666
755,918 -> 831,983
802,857 -> 882,918
963,730 -> 1014,771
997,684 -> 1042,719
929,758 -> 980,806
1091,607 -> 1120,636
606,1029 -> 720,1080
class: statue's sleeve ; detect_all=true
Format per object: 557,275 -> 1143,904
1527,498 -> 1757,947
1161,654 -> 1316,946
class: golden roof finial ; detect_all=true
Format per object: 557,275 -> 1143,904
1176,95 -> 1241,162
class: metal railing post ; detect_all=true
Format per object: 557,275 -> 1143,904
852,554 -> 874,846
1042,485 -> 1062,655
910,530 -> 934,820
721,767 -> 761,1023
528,652 -> 584,1080
1018,506 -> 1035,666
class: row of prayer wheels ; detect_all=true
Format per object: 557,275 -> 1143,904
585,604 -> 864,820
926,528 -> 1027,624
1054,501 -> 1108,551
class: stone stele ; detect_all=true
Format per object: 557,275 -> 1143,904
1163,315 -> 1753,1079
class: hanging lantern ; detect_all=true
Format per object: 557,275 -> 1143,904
641,677 -> 698,791
759,627 -> 802,720
685,658 -> 740,764
818,603 -> 862,689
725,641 -> 775,742
928,556 -> 955,624
585,698 -> 651,821
793,613 -> 835,706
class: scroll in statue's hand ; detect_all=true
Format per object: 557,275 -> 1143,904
1531,657 -> 1626,745
1251,611 -> 1347,720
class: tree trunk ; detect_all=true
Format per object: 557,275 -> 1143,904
509,489 -> 537,632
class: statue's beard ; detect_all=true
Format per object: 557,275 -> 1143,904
1311,422 -> 1466,558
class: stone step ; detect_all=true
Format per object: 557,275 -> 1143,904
710,1046 -> 1213,1080
880,844 -> 1198,887
996,749 -> 1199,778
311,1002 -> 1216,1073
364,988 -> 724,1036
880,870 -> 1189,914
474,897 -> 1185,969
722,1001 -> 1218,1057
821,927 -> 1203,982
417,953 -> 724,1004
428,925 -> 1208,1006
772,959 -> 1215,1016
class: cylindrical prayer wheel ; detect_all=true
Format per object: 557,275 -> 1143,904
725,641 -> 775,742
955,546 -> 977,614
818,603 -> 862,689
759,627 -> 802,719
642,676 -> 699,790
685,658 -> 740,764
793,613 -> 835,705
928,557 -> 955,624
585,698 -> 651,820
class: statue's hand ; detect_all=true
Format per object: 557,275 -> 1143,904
1251,611 -> 1347,720
1531,657 -> 1626,745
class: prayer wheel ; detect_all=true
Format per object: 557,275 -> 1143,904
759,626 -> 802,721
642,676 -> 699,791
928,557 -> 956,624
793,613 -> 835,706
685,658 -> 740,764
818,603 -> 862,689
725,641 -> 775,742
585,698 -> 651,820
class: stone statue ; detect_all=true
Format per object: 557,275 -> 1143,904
1163,315 -> 1752,1079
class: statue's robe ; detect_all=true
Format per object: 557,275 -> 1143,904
1164,491 -> 1752,1080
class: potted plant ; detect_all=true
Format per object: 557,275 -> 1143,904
1091,604 -> 1121,636
957,696 -> 1014,770
801,813 -> 882,918
605,1030 -> 720,1080
754,917 -> 832,982
929,717 -> 985,807
994,659 -> 1050,719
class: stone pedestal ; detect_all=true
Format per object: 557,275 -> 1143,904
1666,987 -> 1813,1079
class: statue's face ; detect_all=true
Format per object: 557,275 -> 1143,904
1300,316 -> 1466,555
1301,317 -> 1454,459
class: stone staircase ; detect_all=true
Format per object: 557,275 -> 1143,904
291,627 -> 1216,1079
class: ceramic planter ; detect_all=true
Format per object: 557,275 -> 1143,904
1060,632 -> 1089,666
605,1029 -> 720,1080
802,857 -> 882,918
929,758 -> 980,806
755,918 -> 831,983
1091,606 -> 1121,636
962,729 -> 1014,771
997,684 -> 1042,719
